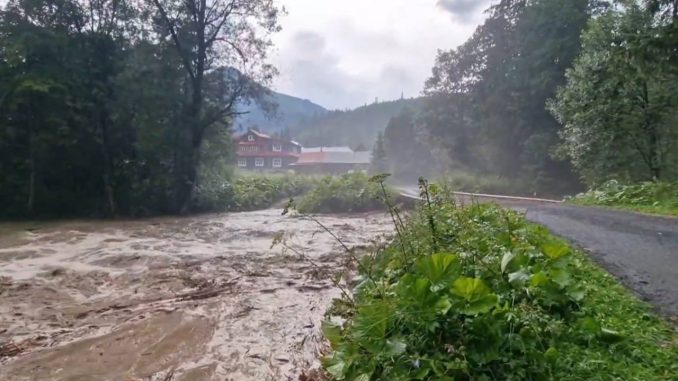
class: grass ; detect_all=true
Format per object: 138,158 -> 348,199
436,170 -> 529,197
317,178 -> 676,381
568,180 -> 678,217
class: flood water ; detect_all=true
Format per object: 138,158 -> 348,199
0,210 -> 393,381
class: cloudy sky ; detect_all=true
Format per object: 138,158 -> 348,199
271,0 -> 493,110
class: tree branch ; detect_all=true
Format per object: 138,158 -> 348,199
151,0 -> 196,80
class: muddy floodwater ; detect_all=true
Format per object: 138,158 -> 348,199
0,210 -> 393,381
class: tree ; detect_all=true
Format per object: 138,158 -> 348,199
383,108 -> 436,181
422,0 -> 597,193
149,0 -> 281,212
370,132 -> 388,174
549,3 -> 678,185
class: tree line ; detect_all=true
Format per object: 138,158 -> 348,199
0,0 -> 280,218
377,0 -> 676,194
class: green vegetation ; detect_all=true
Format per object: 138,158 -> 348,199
568,180 -> 678,217
195,172 -> 320,213
0,0 -> 281,217
296,173 -> 394,214
321,183 -> 676,380
230,173 -> 319,212
437,171 -> 528,197
549,3 -> 678,186
291,98 -> 424,147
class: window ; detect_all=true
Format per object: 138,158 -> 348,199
272,143 -> 282,152
272,158 -> 282,168
247,135 -> 255,142
237,158 -> 247,167
255,158 -> 265,167
239,145 -> 259,152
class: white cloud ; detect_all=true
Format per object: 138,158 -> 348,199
271,0 -> 493,109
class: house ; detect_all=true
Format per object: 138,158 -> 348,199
234,129 -> 301,170
290,146 -> 371,174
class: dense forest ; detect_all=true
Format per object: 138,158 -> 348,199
378,0 -> 677,194
0,0 -> 281,218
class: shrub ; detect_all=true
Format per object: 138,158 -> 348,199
569,180 -> 678,216
231,173 -> 319,211
296,173 -> 394,214
321,183 -> 676,380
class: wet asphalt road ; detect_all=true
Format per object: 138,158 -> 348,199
400,189 -> 678,317
511,201 -> 677,317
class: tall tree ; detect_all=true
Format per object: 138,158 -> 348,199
423,0 -> 598,193
149,0 -> 281,212
370,132 -> 388,174
549,3 -> 678,184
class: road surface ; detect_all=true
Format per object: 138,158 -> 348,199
400,189 -> 678,317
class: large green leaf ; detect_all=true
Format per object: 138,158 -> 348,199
415,253 -> 460,290
542,241 -> 570,260
451,277 -> 498,315
322,319 -> 343,348
353,303 -> 391,339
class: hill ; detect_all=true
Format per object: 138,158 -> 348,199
234,91 -> 327,134
289,97 -> 424,147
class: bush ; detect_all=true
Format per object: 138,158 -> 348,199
569,180 -> 678,216
231,173 -> 319,211
296,173 -> 394,214
321,184 -> 676,380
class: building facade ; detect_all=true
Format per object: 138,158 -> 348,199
234,129 -> 301,170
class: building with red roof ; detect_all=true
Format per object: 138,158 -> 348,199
234,129 -> 301,170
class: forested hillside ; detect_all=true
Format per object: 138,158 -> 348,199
234,91 -> 327,135
290,97 -> 424,147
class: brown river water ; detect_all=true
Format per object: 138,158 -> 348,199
0,210 -> 393,381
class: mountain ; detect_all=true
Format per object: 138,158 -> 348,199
289,97 -> 425,147
234,91 -> 327,134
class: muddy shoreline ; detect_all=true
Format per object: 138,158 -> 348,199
0,210 -> 393,381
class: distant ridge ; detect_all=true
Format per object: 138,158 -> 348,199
234,91 -> 327,134
290,97 -> 424,147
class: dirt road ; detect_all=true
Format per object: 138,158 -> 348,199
0,210 -> 393,381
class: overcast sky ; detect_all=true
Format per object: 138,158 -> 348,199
271,0 -> 493,109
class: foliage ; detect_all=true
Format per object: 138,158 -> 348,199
321,184 -> 676,380
296,173 -> 394,214
437,171 -> 529,197
291,98 -> 424,148
0,0 -> 280,218
548,3 -> 678,185
421,0 -> 595,195
568,180 -> 678,216
370,133 -> 388,175
382,108 -> 437,182
226,173 -> 319,212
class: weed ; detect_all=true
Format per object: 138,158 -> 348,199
568,180 -> 678,217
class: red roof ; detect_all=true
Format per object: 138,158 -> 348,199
234,129 -> 301,146
237,152 -> 300,158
